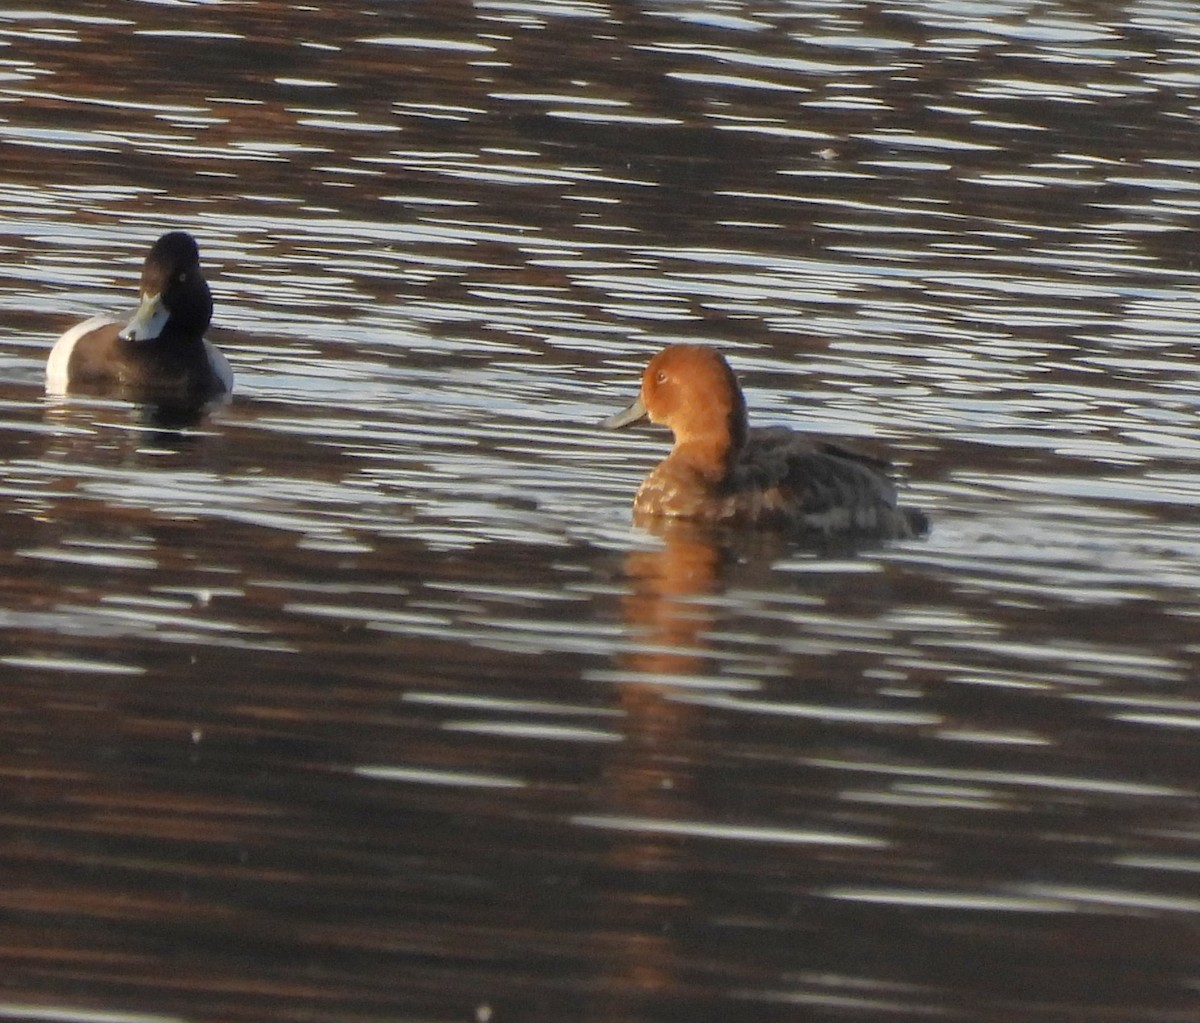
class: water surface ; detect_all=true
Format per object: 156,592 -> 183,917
2,2 -> 1200,1021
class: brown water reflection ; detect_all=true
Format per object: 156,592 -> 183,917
2,1 -> 1200,1021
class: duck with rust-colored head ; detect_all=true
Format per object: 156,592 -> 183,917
602,344 -> 928,539
46,231 -> 233,403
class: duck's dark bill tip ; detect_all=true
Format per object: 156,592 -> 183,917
600,396 -> 648,430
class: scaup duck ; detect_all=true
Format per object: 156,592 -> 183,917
602,344 -> 928,539
46,231 -> 232,401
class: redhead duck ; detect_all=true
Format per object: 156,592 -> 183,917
46,231 -> 232,402
602,344 -> 928,539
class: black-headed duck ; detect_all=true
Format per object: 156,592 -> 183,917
46,231 -> 232,402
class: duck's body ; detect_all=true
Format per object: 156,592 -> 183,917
602,344 -> 927,539
46,231 -> 232,402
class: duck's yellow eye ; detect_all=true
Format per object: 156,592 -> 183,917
655,370 -> 668,384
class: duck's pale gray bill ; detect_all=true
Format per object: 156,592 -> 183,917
120,291 -> 168,342
600,396 -> 648,430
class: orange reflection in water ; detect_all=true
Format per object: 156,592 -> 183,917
589,518 -> 742,1018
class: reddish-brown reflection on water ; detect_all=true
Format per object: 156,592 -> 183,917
2,2 -> 1200,1021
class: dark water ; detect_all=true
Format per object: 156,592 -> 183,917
2,2 -> 1200,1021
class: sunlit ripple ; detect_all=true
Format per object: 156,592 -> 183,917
1114,854 -> 1200,875
0,655 -> 144,676
665,71 -> 808,93
135,29 -> 243,40
287,599 -> 632,657
840,783 -> 1009,810
822,888 -> 1074,913
359,36 -> 496,53
586,669 -> 764,693
0,12 -> 130,26
0,1004 -> 184,1023
476,0 -> 611,21
404,691 -> 624,719
16,545 -> 157,571
445,722 -> 621,743
1,597 -> 293,653
1015,884 -> 1200,915
731,978 -> 947,1014
638,41 -> 894,76
803,757 -> 1190,800
353,765 -> 526,788
1075,692 -> 1200,731
647,10 -> 770,32
571,815 -> 887,848
672,692 -> 941,727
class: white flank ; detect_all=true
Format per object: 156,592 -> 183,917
45,315 -> 119,395
206,340 -> 234,393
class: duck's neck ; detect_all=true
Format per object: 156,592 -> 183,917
667,382 -> 748,482
672,425 -> 744,483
